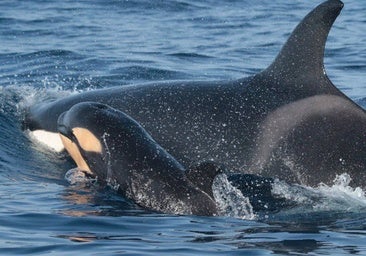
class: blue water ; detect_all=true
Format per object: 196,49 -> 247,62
1,0 -> 366,255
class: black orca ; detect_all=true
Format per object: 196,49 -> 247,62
23,0 -> 366,188
58,102 -> 220,216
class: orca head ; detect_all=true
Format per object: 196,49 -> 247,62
57,101 -> 160,183
57,102 -> 109,178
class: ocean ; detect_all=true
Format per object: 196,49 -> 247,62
0,0 -> 366,255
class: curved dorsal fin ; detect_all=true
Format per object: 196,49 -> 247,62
257,0 -> 344,96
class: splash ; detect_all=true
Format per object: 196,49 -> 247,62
8,83 -> 80,151
315,174 -> 366,211
212,174 -> 256,220
320,173 -> 364,197
0,85 -> 36,116
100,132 -> 121,191
65,168 -> 97,185
101,133 -> 112,180
0,74 -> 94,118
0,84 -> 74,119
106,177 -> 121,192
271,173 -> 366,214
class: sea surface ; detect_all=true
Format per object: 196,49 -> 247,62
1,0 -> 366,255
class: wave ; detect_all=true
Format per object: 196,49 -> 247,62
90,0 -> 205,14
0,49 -> 81,61
167,52 -> 213,60
0,50 -> 89,90
0,48 -> 195,90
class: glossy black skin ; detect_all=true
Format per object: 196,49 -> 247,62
58,102 -> 218,216
25,1 -> 366,188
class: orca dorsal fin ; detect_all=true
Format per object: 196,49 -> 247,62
257,0 -> 344,96
186,162 -> 224,199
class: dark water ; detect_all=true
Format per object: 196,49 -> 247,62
1,0 -> 366,255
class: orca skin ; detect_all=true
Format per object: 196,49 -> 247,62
24,0 -> 366,188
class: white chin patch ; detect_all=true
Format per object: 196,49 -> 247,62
28,130 -> 65,152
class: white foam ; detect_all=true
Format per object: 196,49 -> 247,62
212,174 -> 256,220
65,168 -> 97,185
272,173 -> 366,213
28,130 -> 65,152
315,174 -> 366,211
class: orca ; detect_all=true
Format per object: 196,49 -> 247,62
23,0 -> 366,188
58,102 -> 220,216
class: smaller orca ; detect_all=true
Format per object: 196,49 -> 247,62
57,102 -> 219,216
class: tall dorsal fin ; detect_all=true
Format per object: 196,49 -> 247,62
256,0 -> 344,96
186,162 -> 224,199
